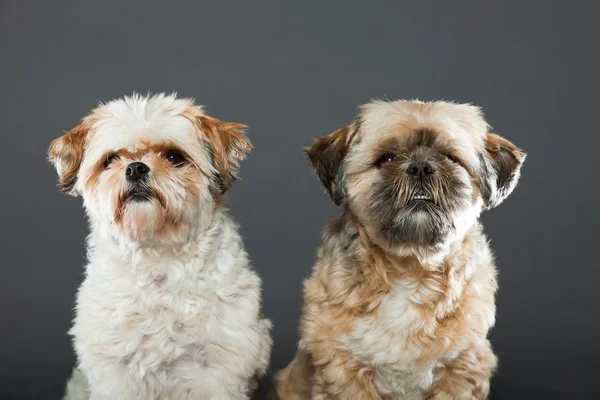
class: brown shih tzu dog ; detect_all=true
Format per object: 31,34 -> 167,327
273,100 -> 525,399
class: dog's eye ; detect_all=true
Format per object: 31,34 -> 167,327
165,150 -> 185,166
104,153 -> 119,169
376,154 -> 396,165
444,153 -> 464,167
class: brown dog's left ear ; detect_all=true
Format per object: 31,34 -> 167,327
47,124 -> 89,196
481,133 -> 526,209
305,126 -> 352,206
198,116 -> 252,194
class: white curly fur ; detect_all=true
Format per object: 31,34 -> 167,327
65,210 -> 272,400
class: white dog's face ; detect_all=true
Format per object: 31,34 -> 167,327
48,94 -> 251,245
306,100 -> 526,254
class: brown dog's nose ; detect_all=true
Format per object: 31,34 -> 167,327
406,162 -> 435,178
125,162 -> 150,181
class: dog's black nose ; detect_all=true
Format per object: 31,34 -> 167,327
406,162 -> 435,178
125,162 -> 150,181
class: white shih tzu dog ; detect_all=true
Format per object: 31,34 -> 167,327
48,93 -> 272,400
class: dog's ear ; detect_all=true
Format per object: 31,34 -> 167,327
48,124 -> 89,196
305,126 -> 352,206
481,133 -> 526,209
198,116 -> 252,194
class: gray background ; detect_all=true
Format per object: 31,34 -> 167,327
1,1 -> 598,399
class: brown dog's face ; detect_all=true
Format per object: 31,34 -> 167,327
48,94 -> 251,245
307,100 -> 525,252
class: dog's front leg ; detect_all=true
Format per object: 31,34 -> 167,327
310,355 -> 385,400
84,362 -> 149,400
424,341 -> 497,400
271,350 -> 313,400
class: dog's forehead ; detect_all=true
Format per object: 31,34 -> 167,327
354,100 -> 489,164
81,95 -> 208,164
88,113 -> 198,152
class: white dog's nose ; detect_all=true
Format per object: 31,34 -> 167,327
125,162 -> 150,181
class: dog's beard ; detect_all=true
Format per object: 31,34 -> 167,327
109,182 -> 185,243
116,183 -> 165,221
387,203 -> 452,246
85,171 -> 214,247
124,185 -> 154,203
366,175 -> 471,247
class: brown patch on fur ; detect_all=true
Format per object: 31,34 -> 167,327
485,133 -> 520,159
178,109 -> 253,195
86,154 -> 112,188
47,123 -> 91,195
198,115 -> 251,193
150,187 -> 167,208
91,143 -> 196,177
113,189 -> 127,223
214,195 -> 226,208
305,126 -> 353,205
271,351 -> 314,400
131,142 -> 195,163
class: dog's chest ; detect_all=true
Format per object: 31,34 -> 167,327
74,256 -> 234,373
339,280 -> 441,399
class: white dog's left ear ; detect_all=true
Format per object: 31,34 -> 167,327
198,116 -> 252,194
48,124 -> 89,196
481,133 -> 526,209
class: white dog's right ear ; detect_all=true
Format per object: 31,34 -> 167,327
305,125 -> 352,206
48,124 -> 89,196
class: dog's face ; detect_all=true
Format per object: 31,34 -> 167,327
48,94 -> 251,245
307,100 -> 525,252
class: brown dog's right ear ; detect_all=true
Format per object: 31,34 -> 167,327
47,124 -> 89,196
305,126 -> 352,206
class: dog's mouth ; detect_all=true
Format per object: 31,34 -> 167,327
413,193 -> 433,201
406,189 -> 437,212
114,186 -> 167,223
125,187 -> 152,202
411,190 -> 433,203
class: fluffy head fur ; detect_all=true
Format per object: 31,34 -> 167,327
306,100 -> 525,261
49,93 -> 251,246
274,99 -> 525,400
49,94 -> 271,400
